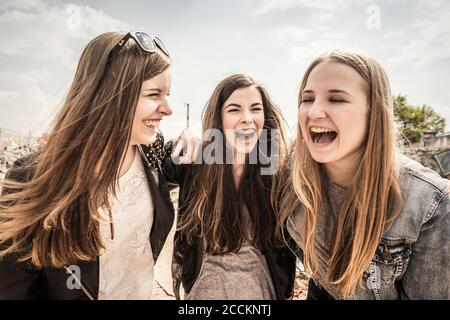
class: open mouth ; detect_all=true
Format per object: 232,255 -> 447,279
309,126 -> 337,145
143,119 -> 160,129
235,129 -> 256,141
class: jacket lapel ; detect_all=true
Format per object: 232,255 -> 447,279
138,146 -> 175,263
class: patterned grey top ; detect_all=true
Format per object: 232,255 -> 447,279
185,206 -> 276,300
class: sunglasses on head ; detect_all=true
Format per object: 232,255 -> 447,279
109,31 -> 170,60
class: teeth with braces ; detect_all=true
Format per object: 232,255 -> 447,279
310,127 -> 335,133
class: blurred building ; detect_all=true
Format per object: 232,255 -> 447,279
418,131 -> 450,148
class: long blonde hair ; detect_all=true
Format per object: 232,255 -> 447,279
0,32 -> 171,268
279,51 -> 402,297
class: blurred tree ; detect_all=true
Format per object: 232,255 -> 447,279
393,95 -> 446,144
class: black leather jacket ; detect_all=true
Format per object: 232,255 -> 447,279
163,156 -> 296,300
0,145 -> 175,300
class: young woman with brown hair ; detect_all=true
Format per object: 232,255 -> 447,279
0,31 -> 175,299
165,74 -> 296,300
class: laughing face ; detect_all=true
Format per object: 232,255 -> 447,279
299,61 -> 369,166
221,86 -> 265,158
130,68 -> 173,146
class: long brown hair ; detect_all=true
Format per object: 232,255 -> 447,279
0,32 -> 171,268
179,74 -> 289,253
279,51 -> 402,297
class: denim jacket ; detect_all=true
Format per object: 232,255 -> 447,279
285,154 -> 450,300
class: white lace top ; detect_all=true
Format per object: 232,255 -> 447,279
98,150 -> 154,300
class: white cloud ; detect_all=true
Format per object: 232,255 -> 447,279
256,0 -> 368,15
261,0 -> 450,132
385,1 -> 450,67
274,26 -> 313,42
264,0 -> 376,66
287,35 -> 356,63
0,69 -> 57,136
0,91 -> 19,99
0,0 -> 131,64
0,70 -> 50,87
270,24 -> 357,65
0,0 -> 132,136
0,0 -> 42,11
0,0 -> 449,138
0,86 -> 60,136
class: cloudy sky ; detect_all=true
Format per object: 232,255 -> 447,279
1,0 -> 450,140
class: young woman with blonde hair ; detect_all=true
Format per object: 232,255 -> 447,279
280,51 -> 449,300
0,31 -> 175,299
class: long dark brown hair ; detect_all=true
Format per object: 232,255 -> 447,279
0,32 -> 171,268
178,74 -> 289,254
